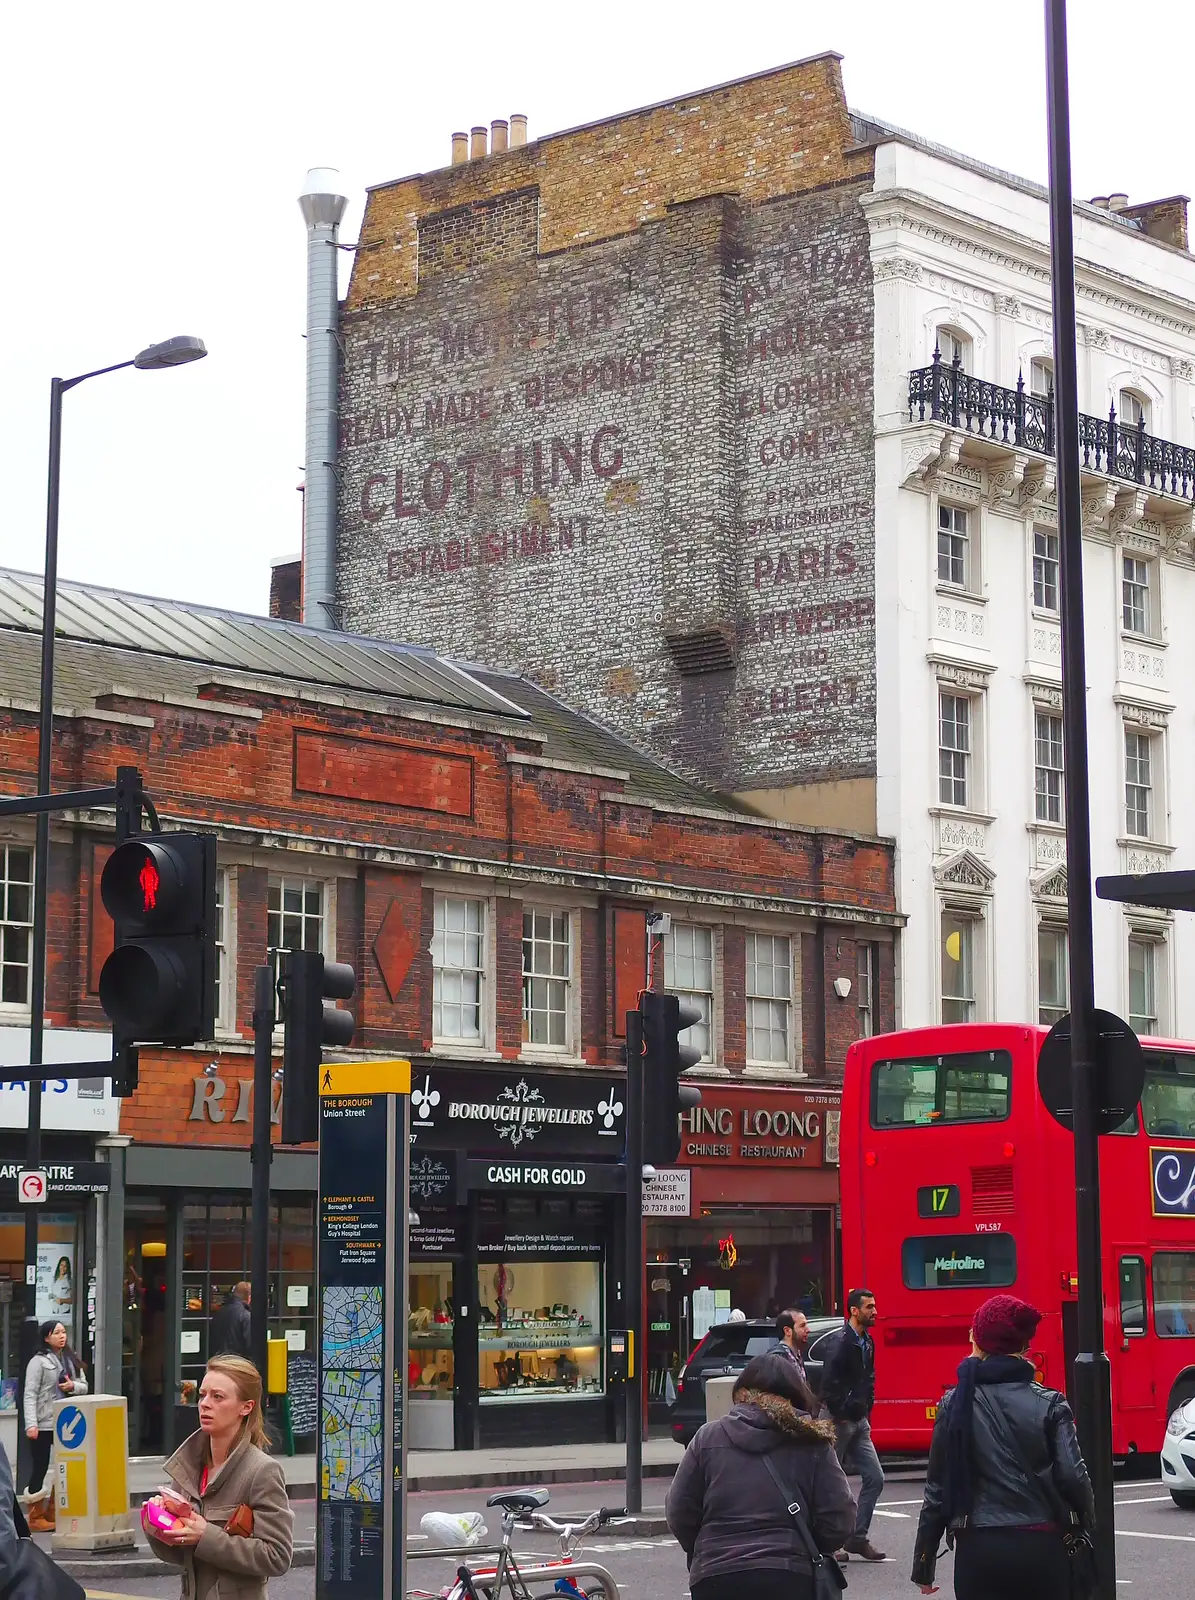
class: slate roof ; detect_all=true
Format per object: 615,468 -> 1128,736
0,569 -> 744,818
0,569 -> 525,718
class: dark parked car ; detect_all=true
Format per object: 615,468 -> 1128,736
669,1316 -> 843,1445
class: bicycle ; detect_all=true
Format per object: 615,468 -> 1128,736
427,1488 -> 624,1600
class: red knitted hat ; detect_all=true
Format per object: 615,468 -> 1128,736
972,1294 -> 1041,1355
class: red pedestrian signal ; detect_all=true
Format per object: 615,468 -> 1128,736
99,832 -> 216,1058
139,856 -> 160,912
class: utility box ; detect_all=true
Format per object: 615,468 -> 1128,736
704,1375 -> 737,1423
52,1393 -> 136,1552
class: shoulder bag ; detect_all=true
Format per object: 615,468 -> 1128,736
760,1452 -> 847,1600
974,1389 -> 1097,1600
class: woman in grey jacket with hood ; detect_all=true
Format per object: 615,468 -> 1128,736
666,1351 -> 857,1600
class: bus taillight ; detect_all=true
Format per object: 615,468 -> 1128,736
1031,1350 -> 1047,1384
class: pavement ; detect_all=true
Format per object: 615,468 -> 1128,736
127,1436 -> 689,1498
58,1471 -> 1195,1597
61,1442 -> 686,1579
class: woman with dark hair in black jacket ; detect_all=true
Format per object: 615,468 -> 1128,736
666,1351 -> 856,1600
911,1294 -> 1095,1599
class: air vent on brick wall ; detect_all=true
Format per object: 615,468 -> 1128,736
970,1165 -> 1015,1217
664,627 -> 736,676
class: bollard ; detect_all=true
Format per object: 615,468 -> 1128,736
51,1393 -> 137,1552
704,1375 -> 738,1424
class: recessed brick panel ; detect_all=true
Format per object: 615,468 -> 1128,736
293,729 -> 473,817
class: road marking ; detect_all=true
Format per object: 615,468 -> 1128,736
1115,1495 -> 1177,1504
87,1591 -> 164,1600
873,1509 -> 911,1518
878,1498 -> 926,1506
1117,1529 -> 1195,1543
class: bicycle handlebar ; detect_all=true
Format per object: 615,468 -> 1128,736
525,1505 -> 626,1537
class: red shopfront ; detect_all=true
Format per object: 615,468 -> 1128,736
644,1084 -> 841,1413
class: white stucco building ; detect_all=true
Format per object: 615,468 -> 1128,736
863,120 -> 1195,1037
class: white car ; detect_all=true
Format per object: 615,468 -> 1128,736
1162,1397 -> 1195,1508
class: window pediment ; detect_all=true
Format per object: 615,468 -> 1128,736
933,849 -> 995,893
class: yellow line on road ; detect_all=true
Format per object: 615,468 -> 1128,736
87,1589 -> 161,1599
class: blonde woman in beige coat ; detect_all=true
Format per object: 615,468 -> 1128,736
145,1355 -> 293,1600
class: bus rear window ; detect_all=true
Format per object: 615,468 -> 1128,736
1140,1054 -> 1195,1140
902,1234 -> 1017,1290
871,1050 -> 1012,1128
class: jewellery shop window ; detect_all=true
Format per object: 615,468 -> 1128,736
477,1197 -> 605,1402
408,1263 -> 454,1401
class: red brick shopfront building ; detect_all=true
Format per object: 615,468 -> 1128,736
0,571 -> 897,1450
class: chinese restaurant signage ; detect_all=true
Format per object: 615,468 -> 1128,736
679,1087 -> 838,1167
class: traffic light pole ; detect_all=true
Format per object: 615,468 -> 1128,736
624,1008 -> 644,1514
250,963 -> 276,1387
1044,3 -> 1115,1592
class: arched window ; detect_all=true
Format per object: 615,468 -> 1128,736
1118,388 -> 1150,432
936,326 -> 971,372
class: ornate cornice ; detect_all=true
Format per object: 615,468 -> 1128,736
864,188 -> 1195,341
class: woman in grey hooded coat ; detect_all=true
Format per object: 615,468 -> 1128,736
666,1351 -> 856,1600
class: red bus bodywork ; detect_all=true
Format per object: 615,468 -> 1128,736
841,1022 -> 1195,1456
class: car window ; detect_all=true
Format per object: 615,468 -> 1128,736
805,1330 -> 838,1360
744,1336 -> 775,1357
701,1329 -> 750,1360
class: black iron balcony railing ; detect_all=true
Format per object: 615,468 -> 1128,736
908,348 -> 1195,505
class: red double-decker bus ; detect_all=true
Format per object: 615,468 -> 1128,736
841,1022 -> 1195,1459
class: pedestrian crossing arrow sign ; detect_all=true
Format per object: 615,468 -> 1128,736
318,1059 -> 411,1097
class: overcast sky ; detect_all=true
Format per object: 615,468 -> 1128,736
2,1 -> 1192,620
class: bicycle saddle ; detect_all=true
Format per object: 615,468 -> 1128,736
486,1488 -> 550,1513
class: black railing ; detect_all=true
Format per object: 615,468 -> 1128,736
909,348 -> 1195,504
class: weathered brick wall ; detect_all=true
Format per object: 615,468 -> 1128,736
335,56 -> 876,796
0,627 -> 896,1151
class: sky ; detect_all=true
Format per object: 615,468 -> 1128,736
3,0 -> 1193,620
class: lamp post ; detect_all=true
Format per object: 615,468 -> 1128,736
1042,6 -> 1115,1595
19,336 -> 206,1485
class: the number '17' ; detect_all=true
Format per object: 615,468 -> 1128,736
932,1187 -> 951,1213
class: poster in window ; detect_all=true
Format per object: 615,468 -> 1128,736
36,1239 -> 76,1342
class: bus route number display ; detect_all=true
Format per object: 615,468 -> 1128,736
917,1184 -> 961,1218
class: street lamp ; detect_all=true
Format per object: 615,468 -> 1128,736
19,335 -> 206,1481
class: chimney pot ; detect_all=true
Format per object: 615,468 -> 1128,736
470,125 -> 488,160
491,118 -> 509,154
510,113 -> 528,149
451,132 -> 468,166
1108,192 -> 1129,212
1090,196 -> 1109,210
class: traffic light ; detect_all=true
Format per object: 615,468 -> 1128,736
641,991 -> 703,1166
98,833 -> 217,1060
279,949 -> 356,1143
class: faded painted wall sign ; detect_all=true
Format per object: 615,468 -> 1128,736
336,183 -> 875,792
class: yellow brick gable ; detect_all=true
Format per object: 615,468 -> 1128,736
347,53 -> 871,310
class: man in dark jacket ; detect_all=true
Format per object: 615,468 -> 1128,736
773,1309 -> 809,1385
209,1281 -> 252,1358
820,1287 -> 885,1561
666,1352 -> 856,1599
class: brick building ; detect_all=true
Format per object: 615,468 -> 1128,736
327,53 -> 878,830
0,568 -> 896,1452
322,51 -> 1195,1046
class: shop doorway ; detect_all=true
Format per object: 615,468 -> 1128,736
123,1205 -> 169,1454
646,1260 -> 690,1424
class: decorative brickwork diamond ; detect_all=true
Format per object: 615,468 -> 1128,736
372,898 -> 417,1002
